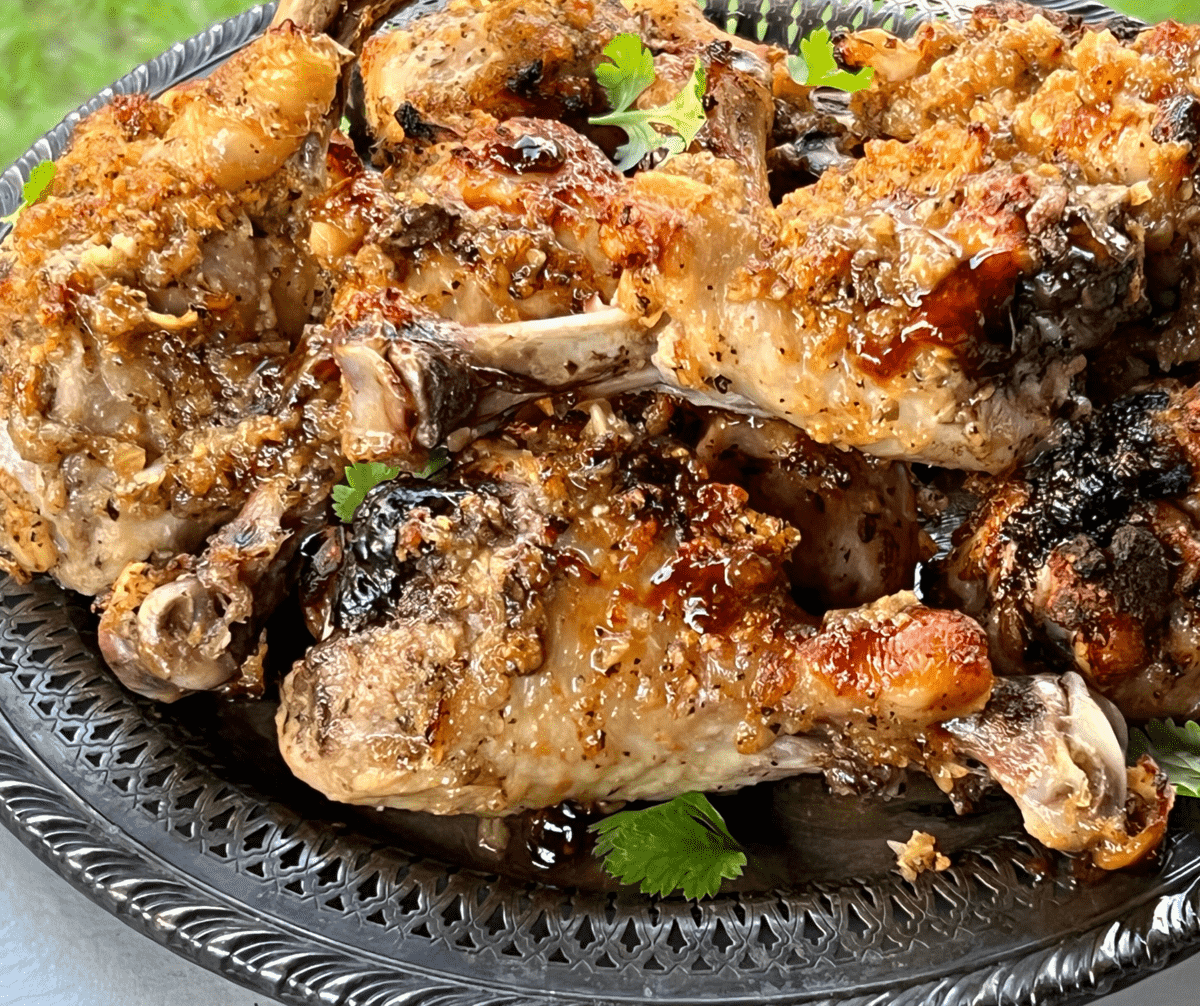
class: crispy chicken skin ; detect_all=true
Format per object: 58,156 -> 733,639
279,396 -> 963,815
314,115 -> 662,325
0,0 -> 1187,871
0,25 -> 346,594
277,396 -> 1168,866
932,384 -> 1200,720
361,0 -> 633,147
0,1 -> 412,595
732,7 -> 1200,469
353,1 -> 1200,472
361,0 -> 775,195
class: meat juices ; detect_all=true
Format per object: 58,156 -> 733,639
353,0 -> 1200,471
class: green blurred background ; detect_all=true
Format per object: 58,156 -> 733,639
0,0 -> 1196,169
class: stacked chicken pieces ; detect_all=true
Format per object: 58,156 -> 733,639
3,0 -> 1199,868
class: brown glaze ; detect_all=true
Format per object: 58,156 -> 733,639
854,251 -> 1025,382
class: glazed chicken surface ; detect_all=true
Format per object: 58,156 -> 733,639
0,0 -> 425,597
0,17 -> 349,595
347,0 -> 1200,472
278,395 -> 1169,865
1,0 -> 1196,870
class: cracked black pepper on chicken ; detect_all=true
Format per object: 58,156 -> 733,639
0,0 -> 1196,868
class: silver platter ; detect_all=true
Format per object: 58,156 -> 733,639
4,3 -> 1198,1005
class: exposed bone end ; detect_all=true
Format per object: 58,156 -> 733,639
271,0 -> 343,31
333,299 -> 657,467
1091,756 -> 1174,870
95,482 -> 296,702
470,308 -> 658,387
333,318 -> 476,467
271,0 -> 412,44
272,0 -> 421,55
137,575 -> 239,691
96,560 -> 228,703
942,672 -> 1172,867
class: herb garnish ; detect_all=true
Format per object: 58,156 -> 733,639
415,446 -> 451,481
785,26 -> 875,92
590,791 -> 747,899
1,161 -> 56,226
332,462 -> 401,523
331,448 -> 451,523
588,34 -> 708,171
1129,719 -> 1200,797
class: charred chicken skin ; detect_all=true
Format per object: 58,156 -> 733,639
349,0 -> 1200,471
933,383 -> 1200,722
0,0 -> 1191,871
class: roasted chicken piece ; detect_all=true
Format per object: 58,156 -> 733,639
348,0 -> 1200,472
360,0 -> 635,147
931,384 -> 1200,721
687,408 -> 936,611
278,395 -> 1169,866
361,0 -> 777,197
313,115 -> 663,328
0,0 -> 410,595
664,4 -> 1200,470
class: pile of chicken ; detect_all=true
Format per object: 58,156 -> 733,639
4,0 -> 1200,870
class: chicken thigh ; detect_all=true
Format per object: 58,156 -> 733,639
932,383 -> 1200,720
0,0 -> 410,595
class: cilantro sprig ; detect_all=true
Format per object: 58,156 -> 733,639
590,792 -> 747,900
588,34 -> 708,172
785,27 -> 874,92
1,161 -> 56,227
332,462 -> 400,523
1129,719 -> 1200,797
331,449 -> 451,523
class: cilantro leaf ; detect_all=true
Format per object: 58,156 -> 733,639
589,35 -> 708,171
786,27 -> 874,92
1,160 -> 57,227
331,450 -> 452,522
331,461 -> 400,523
593,33 -> 655,115
590,792 -> 747,900
339,115 -> 352,135
1129,719 -> 1200,797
